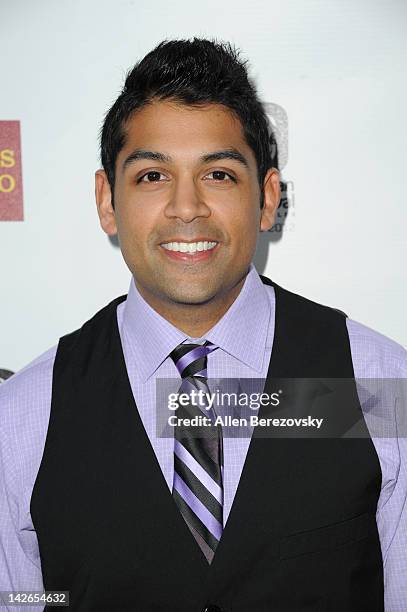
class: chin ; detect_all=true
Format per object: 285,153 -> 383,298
168,290 -> 216,305
158,277 -> 217,304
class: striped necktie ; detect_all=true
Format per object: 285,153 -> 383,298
169,340 -> 224,563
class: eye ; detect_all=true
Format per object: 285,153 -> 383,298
137,171 -> 167,183
204,170 -> 236,182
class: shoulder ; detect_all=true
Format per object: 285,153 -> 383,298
346,318 -> 407,377
55,295 -> 127,360
261,275 -> 349,327
0,344 -> 57,407
0,345 -> 57,443
262,275 -> 407,376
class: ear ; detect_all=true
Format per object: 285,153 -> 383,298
95,169 -> 117,236
260,167 -> 281,232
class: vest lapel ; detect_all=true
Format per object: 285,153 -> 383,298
110,298 -> 212,576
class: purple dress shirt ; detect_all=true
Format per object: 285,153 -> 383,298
1,263 -> 406,611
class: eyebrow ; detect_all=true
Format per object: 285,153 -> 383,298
121,147 -> 250,171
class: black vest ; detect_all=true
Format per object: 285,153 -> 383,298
30,276 -> 384,611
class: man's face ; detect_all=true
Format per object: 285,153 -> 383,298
96,100 -> 279,310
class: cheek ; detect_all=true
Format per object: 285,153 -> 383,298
226,200 -> 259,236
117,201 -> 156,247
231,207 -> 259,255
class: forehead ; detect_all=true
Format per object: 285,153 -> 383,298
117,100 -> 255,164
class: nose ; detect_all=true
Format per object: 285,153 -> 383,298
164,174 -> 210,222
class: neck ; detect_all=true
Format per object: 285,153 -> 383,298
134,276 -> 247,337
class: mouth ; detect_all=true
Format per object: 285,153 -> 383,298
158,238 -> 219,263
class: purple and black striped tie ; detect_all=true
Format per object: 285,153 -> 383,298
169,340 -> 224,563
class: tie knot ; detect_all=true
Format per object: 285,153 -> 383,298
170,340 -> 217,379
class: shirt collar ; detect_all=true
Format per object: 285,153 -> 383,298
122,263 -> 271,382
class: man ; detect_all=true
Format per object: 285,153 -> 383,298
0,38 -> 406,612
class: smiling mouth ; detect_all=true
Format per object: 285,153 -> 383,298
159,239 -> 219,262
160,239 -> 218,254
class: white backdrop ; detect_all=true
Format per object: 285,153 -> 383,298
1,0 -> 406,373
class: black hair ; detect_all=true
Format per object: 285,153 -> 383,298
100,37 -> 278,209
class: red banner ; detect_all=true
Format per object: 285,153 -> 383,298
0,121 -> 24,221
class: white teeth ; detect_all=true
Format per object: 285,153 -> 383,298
161,241 -> 217,253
